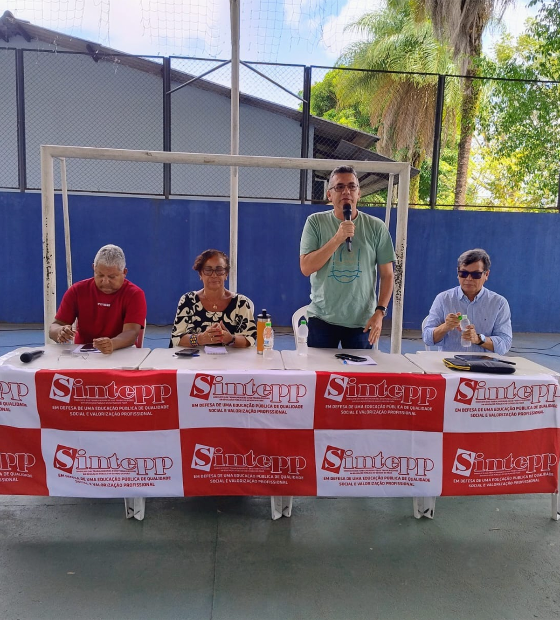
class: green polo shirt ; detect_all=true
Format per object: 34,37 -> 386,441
300,209 -> 395,328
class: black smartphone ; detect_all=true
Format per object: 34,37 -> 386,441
175,348 -> 199,357
335,353 -> 367,362
80,343 -> 97,352
454,354 -> 516,365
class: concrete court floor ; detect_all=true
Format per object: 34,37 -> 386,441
1,324 -> 560,620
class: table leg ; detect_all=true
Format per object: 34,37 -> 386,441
413,496 -> 436,519
551,492 -> 559,521
270,496 -> 293,520
124,497 -> 146,520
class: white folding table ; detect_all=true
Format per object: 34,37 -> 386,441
282,348 -> 422,373
0,344 -> 151,370
281,348 -> 432,519
1,345 -> 152,520
405,350 -> 560,520
138,346 -> 286,519
139,346 -> 284,370
405,351 -> 560,377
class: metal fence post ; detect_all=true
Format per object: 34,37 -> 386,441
15,49 -> 27,192
429,74 -> 445,209
299,65 -> 311,203
163,57 -> 171,199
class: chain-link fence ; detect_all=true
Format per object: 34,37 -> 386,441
0,49 -> 18,189
23,50 -> 163,194
0,47 -> 559,210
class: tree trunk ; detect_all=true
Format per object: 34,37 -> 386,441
454,72 -> 481,208
410,149 -> 424,206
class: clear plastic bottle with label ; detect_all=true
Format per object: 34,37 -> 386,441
263,321 -> 274,360
256,309 -> 270,355
458,314 -> 470,347
296,319 -> 308,356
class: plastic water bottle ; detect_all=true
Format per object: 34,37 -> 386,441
263,321 -> 274,360
296,319 -> 308,356
256,309 -> 270,355
458,314 -> 470,348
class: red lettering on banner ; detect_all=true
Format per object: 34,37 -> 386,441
53,444 -> 173,476
53,444 -> 77,473
0,381 -> 29,402
189,374 -> 307,404
454,378 -> 478,405
321,444 -> 434,477
321,445 -> 345,474
454,378 -> 558,406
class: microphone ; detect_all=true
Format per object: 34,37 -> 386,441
343,203 -> 352,252
20,350 -> 44,364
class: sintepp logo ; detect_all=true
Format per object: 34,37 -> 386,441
454,378 -> 479,405
454,378 -> 558,406
452,447 -> 558,478
49,374 -> 172,405
50,374 -> 74,403
190,443 -> 306,474
53,444 -> 173,475
189,374 -> 306,403
0,380 -> 30,402
321,444 -> 434,476
324,374 -> 437,405
0,451 -> 35,472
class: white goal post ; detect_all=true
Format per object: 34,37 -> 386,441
40,145 -> 411,353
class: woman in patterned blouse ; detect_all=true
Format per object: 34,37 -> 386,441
170,249 -> 257,348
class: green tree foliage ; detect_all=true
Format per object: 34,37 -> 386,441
309,70 -> 372,132
474,3 -> 560,209
333,0 -> 460,204
422,0 -> 514,207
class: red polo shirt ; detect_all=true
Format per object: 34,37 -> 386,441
55,278 -> 147,344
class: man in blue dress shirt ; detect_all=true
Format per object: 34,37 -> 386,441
422,248 -> 512,354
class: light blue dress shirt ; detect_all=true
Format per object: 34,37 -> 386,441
422,286 -> 512,355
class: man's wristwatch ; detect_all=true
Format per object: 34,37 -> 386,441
375,305 -> 387,317
477,334 -> 486,346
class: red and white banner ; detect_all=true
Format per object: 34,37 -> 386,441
314,372 -> 445,431
0,365 -> 557,498
181,427 -> 316,496
42,429 -> 184,497
35,370 -> 178,431
0,366 -> 39,428
0,425 -> 46,495
442,429 -> 560,495
443,373 -> 560,432
177,370 -> 315,429
315,430 -> 442,497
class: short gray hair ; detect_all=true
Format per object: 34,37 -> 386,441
94,244 -> 126,270
328,165 -> 359,186
457,248 -> 491,271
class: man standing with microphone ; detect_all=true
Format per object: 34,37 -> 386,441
300,165 -> 395,348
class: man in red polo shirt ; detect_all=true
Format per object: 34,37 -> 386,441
49,244 -> 147,354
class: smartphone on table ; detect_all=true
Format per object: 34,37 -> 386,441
335,353 -> 367,362
80,343 -> 98,352
175,348 -> 200,357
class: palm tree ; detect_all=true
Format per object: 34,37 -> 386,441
335,0 -> 460,204
422,0 -> 514,207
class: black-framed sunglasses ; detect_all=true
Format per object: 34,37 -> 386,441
202,267 -> 227,276
457,269 -> 486,279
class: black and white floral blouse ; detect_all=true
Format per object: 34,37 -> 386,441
170,292 -> 257,347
